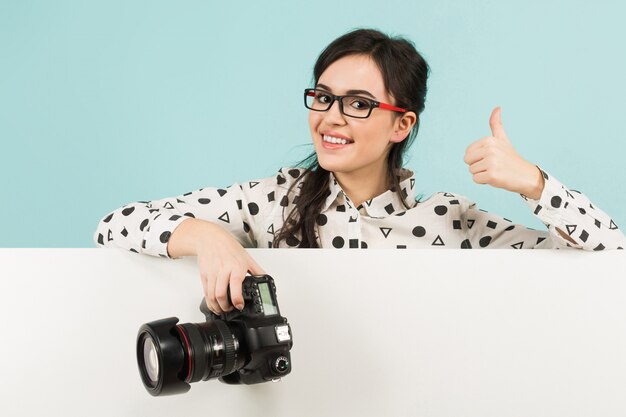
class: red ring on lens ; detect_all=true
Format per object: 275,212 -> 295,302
176,324 -> 193,383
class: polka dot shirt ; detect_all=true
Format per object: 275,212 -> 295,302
94,166 -> 626,257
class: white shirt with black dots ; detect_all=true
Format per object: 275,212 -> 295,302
94,166 -> 626,257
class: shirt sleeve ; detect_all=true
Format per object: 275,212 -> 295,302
458,166 -> 626,250
93,175 -> 279,259
518,166 -> 626,250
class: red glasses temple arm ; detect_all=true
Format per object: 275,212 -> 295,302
379,102 -> 407,113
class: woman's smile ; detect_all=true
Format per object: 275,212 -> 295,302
321,133 -> 354,150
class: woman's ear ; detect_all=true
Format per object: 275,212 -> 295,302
390,111 -> 417,143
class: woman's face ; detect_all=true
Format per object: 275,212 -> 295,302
308,54 -> 408,178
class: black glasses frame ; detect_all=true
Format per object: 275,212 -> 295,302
304,88 -> 407,119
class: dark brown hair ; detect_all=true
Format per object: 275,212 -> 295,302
273,28 -> 429,248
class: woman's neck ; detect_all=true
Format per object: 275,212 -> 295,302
333,163 -> 391,207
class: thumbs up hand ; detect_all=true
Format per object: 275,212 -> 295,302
463,107 -> 545,200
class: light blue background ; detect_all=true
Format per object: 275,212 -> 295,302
1,0 -> 624,248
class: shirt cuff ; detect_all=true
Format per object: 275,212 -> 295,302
519,166 -> 567,227
142,212 -> 189,259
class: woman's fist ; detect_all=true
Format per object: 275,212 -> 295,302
464,107 -> 544,200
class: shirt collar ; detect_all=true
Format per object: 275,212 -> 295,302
321,168 -> 417,217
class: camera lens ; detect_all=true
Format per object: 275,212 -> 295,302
136,318 -> 190,396
136,317 -> 246,396
142,337 -> 160,384
177,320 -> 245,383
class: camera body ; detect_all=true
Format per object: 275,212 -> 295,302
200,274 -> 293,385
136,274 -> 293,396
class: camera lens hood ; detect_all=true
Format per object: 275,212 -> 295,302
136,317 -> 191,396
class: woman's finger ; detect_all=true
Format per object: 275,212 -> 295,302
202,271 -> 221,314
472,170 -> 494,185
489,107 -> 509,141
469,157 -> 489,175
215,268 -> 233,312
246,255 -> 266,276
464,136 -> 492,159
229,268 -> 246,311
464,143 -> 489,166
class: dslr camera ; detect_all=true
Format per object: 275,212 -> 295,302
136,274 -> 293,396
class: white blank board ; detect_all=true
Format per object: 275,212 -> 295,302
0,249 -> 625,417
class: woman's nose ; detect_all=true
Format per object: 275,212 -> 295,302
323,98 -> 347,124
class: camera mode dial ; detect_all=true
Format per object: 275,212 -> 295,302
272,355 -> 291,374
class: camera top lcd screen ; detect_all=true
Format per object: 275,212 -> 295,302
258,282 -> 278,316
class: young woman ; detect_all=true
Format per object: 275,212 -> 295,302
94,28 -> 626,315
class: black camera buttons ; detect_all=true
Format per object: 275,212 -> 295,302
242,284 -> 252,298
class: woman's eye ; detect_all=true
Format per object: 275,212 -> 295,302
350,99 -> 370,109
316,94 -> 331,103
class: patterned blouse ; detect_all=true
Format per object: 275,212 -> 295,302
94,166 -> 626,256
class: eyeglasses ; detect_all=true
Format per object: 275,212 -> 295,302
304,88 -> 407,119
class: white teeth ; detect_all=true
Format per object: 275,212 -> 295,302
323,135 -> 351,145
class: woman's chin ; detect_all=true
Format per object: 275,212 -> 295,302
317,157 -> 347,173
